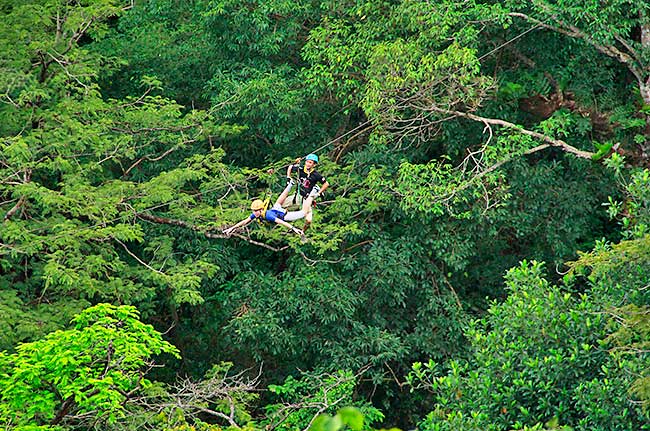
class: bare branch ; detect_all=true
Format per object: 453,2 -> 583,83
129,364 -> 263,429
298,251 -> 347,266
123,145 -> 180,176
508,11 -> 644,83
433,107 -> 595,159
265,370 -> 362,431
4,195 -> 26,220
116,239 -> 165,275
109,123 -> 198,135
46,51 -> 90,90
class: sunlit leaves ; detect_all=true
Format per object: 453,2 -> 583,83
0,303 -> 179,428
266,372 -> 383,431
0,1 -> 246,341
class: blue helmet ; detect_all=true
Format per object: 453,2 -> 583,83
305,153 -> 319,163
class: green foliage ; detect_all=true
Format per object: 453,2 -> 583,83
0,303 -> 179,428
265,371 -> 383,431
116,361 -> 260,430
100,0 -> 345,164
0,0 -> 246,336
0,291 -> 89,352
411,260 -> 649,431
565,235 -> 650,415
309,407 -> 366,431
602,304 -> 650,411
566,236 -> 650,305
504,0 -> 645,47
4,0 -> 650,429
219,265 -> 396,368
95,1 -> 216,105
591,142 -> 613,161
498,157 -> 615,264
602,162 -> 650,239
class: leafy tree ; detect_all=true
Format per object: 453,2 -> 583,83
264,370 -> 384,431
505,0 -> 650,158
0,0 -> 243,340
99,0 -> 349,165
308,407 -> 371,431
409,260 -> 649,431
95,0 -> 217,106
3,1 -> 645,430
602,153 -> 650,239
0,303 -> 180,429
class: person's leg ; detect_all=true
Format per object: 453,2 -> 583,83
301,195 -> 313,214
282,193 -> 303,209
301,189 -> 318,230
274,178 -> 295,207
283,209 -> 305,221
302,209 -> 313,231
282,192 -> 313,222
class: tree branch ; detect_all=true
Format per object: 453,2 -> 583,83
122,144 -> 181,176
116,239 -> 165,274
136,212 -> 288,252
508,11 -> 644,83
4,195 -> 26,220
432,107 -> 595,159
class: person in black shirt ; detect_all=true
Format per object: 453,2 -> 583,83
280,153 -> 329,228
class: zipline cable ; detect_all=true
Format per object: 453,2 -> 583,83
478,23 -> 542,62
299,118 -> 375,160
297,22 -> 543,160
1,23 -> 543,255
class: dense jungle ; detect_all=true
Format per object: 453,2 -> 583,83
1,0 -> 650,430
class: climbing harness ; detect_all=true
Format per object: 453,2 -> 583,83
287,163 -> 318,208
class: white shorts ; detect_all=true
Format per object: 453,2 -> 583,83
272,203 -> 305,222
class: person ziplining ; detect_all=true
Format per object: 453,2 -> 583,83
284,153 -> 329,230
221,153 -> 328,239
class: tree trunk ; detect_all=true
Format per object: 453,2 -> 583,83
640,12 -> 650,162
639,79 -> 650,165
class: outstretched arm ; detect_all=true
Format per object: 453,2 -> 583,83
286,158 -> 301,177
223,216 -> 254,236
274,218 -> 304,236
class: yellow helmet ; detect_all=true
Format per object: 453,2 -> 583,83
250,199 -> 265,211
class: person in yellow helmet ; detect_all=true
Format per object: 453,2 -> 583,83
221,190 -> 316,238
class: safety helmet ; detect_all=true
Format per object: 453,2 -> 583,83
305,153 -> 319,163
250,199 -> 265,211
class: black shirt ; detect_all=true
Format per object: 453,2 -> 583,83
291,165 -> 326,198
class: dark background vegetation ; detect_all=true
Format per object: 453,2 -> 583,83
1,1 -> 649,430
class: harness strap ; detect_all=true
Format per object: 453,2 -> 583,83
289,162 -> 312,206
261,196 -> 270,219
290,165 -> 302,203
255,194 -> 271,223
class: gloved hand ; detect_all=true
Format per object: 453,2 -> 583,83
309,185 -> 321,198
222,227 -> 234,236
